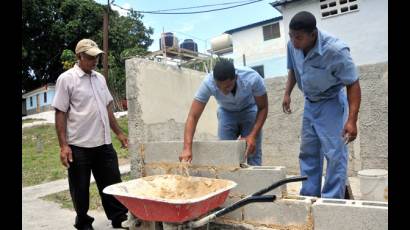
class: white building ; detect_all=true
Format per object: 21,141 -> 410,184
211,16 -> 288,78
270,0 -> 388,65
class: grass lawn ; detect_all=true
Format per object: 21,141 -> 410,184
22,118 -> 46,124
41,173 -> 131,211
22,116 -> 129,187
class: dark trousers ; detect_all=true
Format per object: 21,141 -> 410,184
68,144 -> 127,228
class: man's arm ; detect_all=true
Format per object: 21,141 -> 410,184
55,109 -> 72,168
282,69 -> 297,114
243,93 -> 268,156
179,100 -> 207,163
344,80 -> 361,142
107,102 -> 128,148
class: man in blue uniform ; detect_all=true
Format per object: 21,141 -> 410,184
179,59 -> 268,166
283,11 -> 361,198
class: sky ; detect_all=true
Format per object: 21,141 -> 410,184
94,0 -> 281,54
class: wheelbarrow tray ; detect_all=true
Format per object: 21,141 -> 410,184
103,175 -> 237,223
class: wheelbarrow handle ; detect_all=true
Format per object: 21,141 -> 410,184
215,195 -> 275,217
189,195 -> 276,228
252,175 -> 308,196
188,176 -> 307,228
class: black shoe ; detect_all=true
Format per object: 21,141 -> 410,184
112,214 -> 129,229
74,215 -> 95,230
75,223 -> 94,230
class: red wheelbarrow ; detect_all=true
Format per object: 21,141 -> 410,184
103,175 -> 307,228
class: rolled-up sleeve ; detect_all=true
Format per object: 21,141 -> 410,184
251,74 -> 266,97
332,48 -> 358,85
101,77 -> 113,106
194,80 -> 212,104
52,75 -> 70,112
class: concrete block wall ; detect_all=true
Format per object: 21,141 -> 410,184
126,58 -> 219,178
143,141 -> 246,167
243,196 -> 314,227
126,57 -> 387,179
312,198 -> 388,230
263,62 -> 388,175
138,140 -> 388,229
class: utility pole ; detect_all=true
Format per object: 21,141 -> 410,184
103,0 -> 109,81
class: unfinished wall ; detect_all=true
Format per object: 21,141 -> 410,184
263,62 -> 388,175
126,58 -> 387,177
126,58 -> 218,177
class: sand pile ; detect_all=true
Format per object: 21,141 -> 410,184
129,175 -> 231,200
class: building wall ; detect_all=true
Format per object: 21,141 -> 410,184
26,105 -> 54,115
231,20 -> 288,78
25,89 -> 55,112
279,0 -> 388,65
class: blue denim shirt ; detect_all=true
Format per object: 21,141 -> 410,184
287,29 -> 358,102
194,66 -> 266,112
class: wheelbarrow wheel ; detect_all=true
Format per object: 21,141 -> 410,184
124,212 -> 142,230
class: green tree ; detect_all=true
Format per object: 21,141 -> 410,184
60,49 -> 76,70
23,0 -> 154,108
22,0 -> 105,90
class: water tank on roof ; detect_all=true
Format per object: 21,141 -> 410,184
210,34 -> 232,54
180,39 -> 198,55
159,32 -> 179,50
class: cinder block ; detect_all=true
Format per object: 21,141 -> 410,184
143,141 -> 246,167
218,196 -> 244,221
144,164 -> 168,176
312,198 -> 388,230
243,196 -> 313,226
217,167 -> 286,197
187,167 -> 218,178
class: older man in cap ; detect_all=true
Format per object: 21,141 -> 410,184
52,39 -> 129,229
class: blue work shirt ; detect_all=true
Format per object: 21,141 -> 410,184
194,66 -> 266,112
287,29 -> 358,102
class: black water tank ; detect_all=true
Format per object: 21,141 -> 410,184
180,39 -> 198,53
159,32 -> 178,50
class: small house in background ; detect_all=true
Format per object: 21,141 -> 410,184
22,84 -> 56,115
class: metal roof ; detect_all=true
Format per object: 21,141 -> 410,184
224,16 -> 283,34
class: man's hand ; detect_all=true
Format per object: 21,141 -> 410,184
60,145 -> 73,168
179,149 -> 193,163
117,133 -> 128,149
240,135 -> 256,157
282,94 -> 292,114
343,119 -> 358,144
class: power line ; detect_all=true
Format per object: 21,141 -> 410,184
147,0 -> 258,13
111,0 -> 264,15
172,31 -> 207,42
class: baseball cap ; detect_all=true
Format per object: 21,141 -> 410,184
75,39 -> 104,56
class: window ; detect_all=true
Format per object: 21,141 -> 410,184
44,92 -> 47,103
320,0 -> 359,18
30,97 -> 33,107
251,65 -> 265,78
262,23 -> 280,41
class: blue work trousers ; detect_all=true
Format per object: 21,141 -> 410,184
217,106 -> 262,166
299,92 -> 349,198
